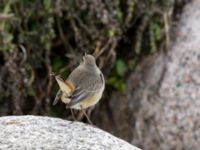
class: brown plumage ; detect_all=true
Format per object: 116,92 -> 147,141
53,54 -> 105,110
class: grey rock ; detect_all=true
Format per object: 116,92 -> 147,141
125,1 -> 200,149
0,115 -> 140,150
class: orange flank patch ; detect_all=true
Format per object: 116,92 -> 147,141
65,80 -> 75,93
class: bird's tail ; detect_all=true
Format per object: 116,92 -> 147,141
55,76 -> 74,93
53,75 -> 74,105
53,90 -> 62,105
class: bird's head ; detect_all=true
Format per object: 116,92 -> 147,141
81,54 -> 96,67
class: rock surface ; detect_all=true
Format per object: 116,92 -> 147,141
127,1 -> 200,149
0,115 -> 140,150
96,1 -> 200,149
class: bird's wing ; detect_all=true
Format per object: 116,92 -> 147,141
68,73 -> 104,107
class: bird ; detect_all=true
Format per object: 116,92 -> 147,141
53,54 -> 105,124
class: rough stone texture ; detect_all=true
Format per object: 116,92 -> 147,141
156,1 -> 200,149
0,115 -> 140,150
126,0 -> 200,149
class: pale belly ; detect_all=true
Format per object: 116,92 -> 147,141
71,87 -> 104,110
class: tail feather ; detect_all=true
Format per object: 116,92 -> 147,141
55,76 -> 74,94
53,90 -> 62,105
53,75 -> 74,105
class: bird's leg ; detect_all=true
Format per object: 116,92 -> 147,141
77,111 -> 85,121
80,106 -> 93,125
70,108 -> 77,121
87,106 -> 95,117
66,104 -> 77,122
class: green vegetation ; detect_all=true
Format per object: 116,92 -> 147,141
0,0 -> 185,116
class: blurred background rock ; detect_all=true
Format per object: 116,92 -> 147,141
0,0 -> 194,149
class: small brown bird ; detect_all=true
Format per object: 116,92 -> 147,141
53,54 -> 105,124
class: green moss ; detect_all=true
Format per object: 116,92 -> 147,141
52,57 -> 66,73
107,59 -> 127,92
107,77 -> 126,92
116,59 -> 127,77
